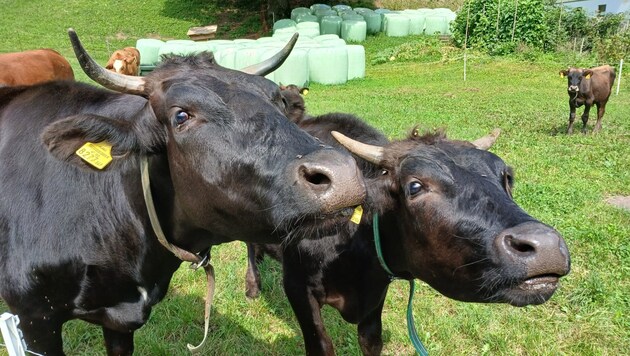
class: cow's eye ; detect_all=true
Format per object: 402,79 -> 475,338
175,111 -> 189,125
408,181 -> 423,196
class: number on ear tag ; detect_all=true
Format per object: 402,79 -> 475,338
76,141 -> 113,169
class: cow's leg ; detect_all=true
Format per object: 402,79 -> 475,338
581,103 -> 592,134
245,243 -> 262,299
594,102 -> 606,133
357,300 -> 386,356
283,253 -> 334,356
17,315 -> 65,356
567,104 -> 576,134
102,327 -> 134,356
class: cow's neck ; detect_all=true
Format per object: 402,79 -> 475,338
372,212 -> 414,280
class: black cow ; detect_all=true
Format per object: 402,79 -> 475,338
279,84 -> 308,124
559,65 -> 615,134
0,29 -> 366,355
245,115 -> 571,355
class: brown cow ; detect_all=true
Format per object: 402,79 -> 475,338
559,65 -> 615,134
105,47 -> 140,75
0,49 -> 74,86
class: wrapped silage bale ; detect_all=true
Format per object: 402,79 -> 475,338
256,37 -> 280,44
320,38 -> 347,47
425,15 -> 448,35
274,19 -> 297,32
159,41 -> 195,58
315,9 -> 337,21
332,4 -> 352,12
274,26 -> 298,36
362,11 -> 382,35
268,47 -> 310,88
296,21 -> 320,38
234,47 -> 262,70
214,46 -> 238,69
314,34 -> 341,42
310,3 -> 331,12
342,13 -> 364,21
353,8 -> 372,15
296,13 -> 319,23
384,13 -> 410,37
136,39 -> 165,66
320,15 -> 342,35
273,31 -> 298,42
308,45 -> 348,85
341,20 -> 367,43
291,7 -> 311,22
374,8 -> 392,32
346,45 -> 365,80
403,12 -> 425,35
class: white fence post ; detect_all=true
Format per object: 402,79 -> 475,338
0,313 -> 26,356
616,59 -> 623,95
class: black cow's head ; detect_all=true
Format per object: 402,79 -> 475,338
334,129 -> 570,307
42,29 -> 365,246
560,67 -> 593,94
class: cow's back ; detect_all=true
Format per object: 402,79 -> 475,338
591,65 -> 615,100
0,49 -> 74,86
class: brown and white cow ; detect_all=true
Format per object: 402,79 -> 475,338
559,65 -> 615,134
0,48 -> 74,86
105,47 -> 141,76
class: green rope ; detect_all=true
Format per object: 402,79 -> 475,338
373,214 -> 429,356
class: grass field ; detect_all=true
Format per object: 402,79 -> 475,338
1,1 -> 629,355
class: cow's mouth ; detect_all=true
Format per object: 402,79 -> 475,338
293,206 -> 357,238
504,275 -> 560,306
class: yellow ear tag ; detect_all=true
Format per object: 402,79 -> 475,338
560,73 -> 564,78
75,141 -> 113,169
585,74 -> 591,79
302,89 -> 309,96
350,205 -> 363,225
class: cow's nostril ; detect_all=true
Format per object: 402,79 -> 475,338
505,235 -> 536,255
299,165 -> 332,188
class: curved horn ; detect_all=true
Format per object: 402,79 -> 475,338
471,128 -> 501,150
240,33 -> 299,76
331,131 -> 384,165
68,28 -> 146,95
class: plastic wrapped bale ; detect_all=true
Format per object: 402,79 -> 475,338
341,20 -> 367,43
291,7 -> 311,22
425,15 -> 448,35
274,26 -> 298,37
136,39 -> 165,66
233,39 -> 256,45
308,45 -> 348,85
333,4 -> 352,12
384,13 -> 410,37
296,13 -> 319,23
273,31 -> 298,41
296,21 -> 320,38
375,8 -> 392,32
274,19 -> 297,32
315,9 -> 337,21
362,11 -> 382,35
346,45 -> 365,80
342,13 -> 364,21
234,47 -> 263,70
353,8 -> 373,15
267,47 -> 310,88
214,46 -> 238,69
314,34 -> 341,42
158,42 -> 194,58
319,38 -> 347,47
320,15 -> 342,35
403,12 -> 425,35
310,3 -> 331,12
256,37 -> 281,44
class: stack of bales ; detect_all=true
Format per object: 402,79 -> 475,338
381,8 -> 457,37
135,33 -> 364,87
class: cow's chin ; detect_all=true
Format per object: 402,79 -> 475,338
285,206 -> 357,240
500,275 -> 561,307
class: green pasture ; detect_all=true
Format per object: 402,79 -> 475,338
1,1 -> 628,355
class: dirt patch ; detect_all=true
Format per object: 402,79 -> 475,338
605,196 -> 630,211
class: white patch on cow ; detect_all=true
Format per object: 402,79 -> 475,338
137,286 -> 148,302
113,59 -> 124,73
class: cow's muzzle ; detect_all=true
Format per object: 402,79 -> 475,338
568,85 -> 579,93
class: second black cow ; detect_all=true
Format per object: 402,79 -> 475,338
245,115 -> 571,355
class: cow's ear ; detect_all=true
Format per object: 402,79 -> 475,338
583,69 -> 593,79
41,114 -> 161,170
559,70 -> 567,78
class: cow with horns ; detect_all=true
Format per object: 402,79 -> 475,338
0,29 -> 366,355
245,114 -> 571,355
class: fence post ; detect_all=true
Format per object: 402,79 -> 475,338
464,2 -> 471,81
616,59 -> 623,95
511,0 -> 518,42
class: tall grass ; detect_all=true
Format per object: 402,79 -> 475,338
1,1 -> 629,355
